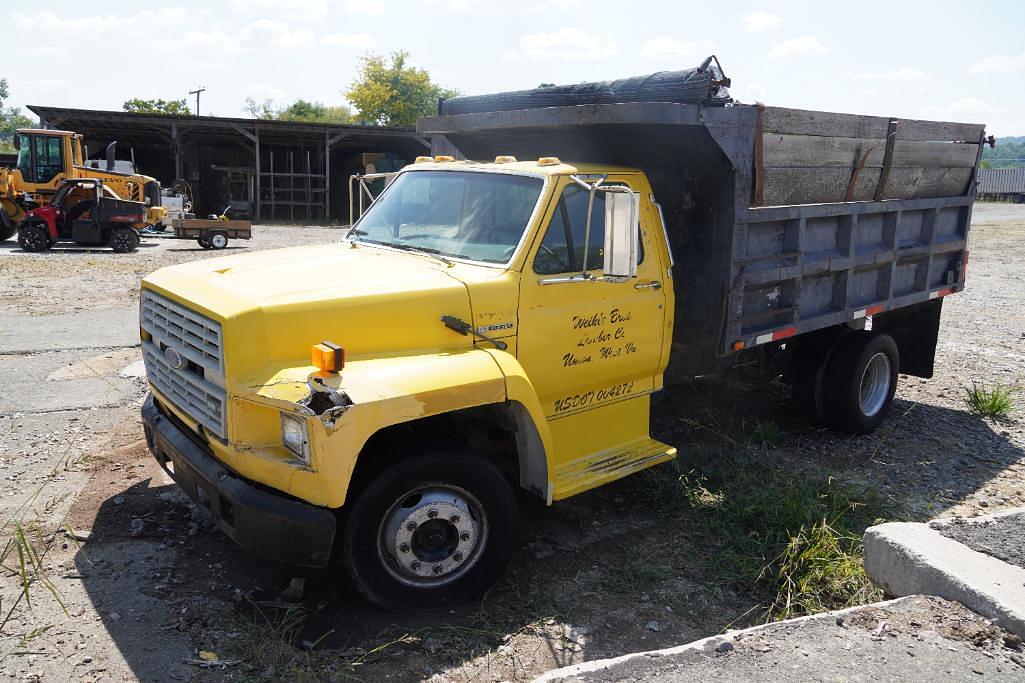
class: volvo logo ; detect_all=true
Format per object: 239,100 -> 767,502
164,346 -> 185,370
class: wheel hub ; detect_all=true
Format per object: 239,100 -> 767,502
859,352 -> 891,417
380,486 -> 485,586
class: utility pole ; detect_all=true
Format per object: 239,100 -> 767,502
188,87 -> 206,116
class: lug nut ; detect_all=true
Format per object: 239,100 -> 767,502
453,552 -> 463,562
406,521 -> 417,531
432,564 -> 443,574
450,514 -> 460,523
411,561 -> 421,571
460,532 -> 470,541
427,509 -> 438,518
399,543 -> 410,553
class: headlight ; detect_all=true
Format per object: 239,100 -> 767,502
280,413 -> 309,461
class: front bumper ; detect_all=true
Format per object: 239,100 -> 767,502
141,393 -> 336,567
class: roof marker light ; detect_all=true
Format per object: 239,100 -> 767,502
537,156 -> 561,166
494,155 -> 517,163
414,156 -> 433,163
434,155 -> 455,162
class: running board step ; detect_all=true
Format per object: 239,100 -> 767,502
551,438 -> 676,501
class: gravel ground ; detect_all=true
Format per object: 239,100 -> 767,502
0,204 -> 1023,682
938,510 -> 1025,570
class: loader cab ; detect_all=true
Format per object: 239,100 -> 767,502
14,130 -> 82,187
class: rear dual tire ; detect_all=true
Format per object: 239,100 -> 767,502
793,331 -> 899,434
110,227 -> 140,253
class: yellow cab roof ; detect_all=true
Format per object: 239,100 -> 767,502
17,129 -> 78,136
402,158 -> 642,177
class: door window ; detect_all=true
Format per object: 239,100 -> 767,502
533,183 -> 642,275
31,136 -> 64,184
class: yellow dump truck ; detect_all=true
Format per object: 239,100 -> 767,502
140,75 -> 983,608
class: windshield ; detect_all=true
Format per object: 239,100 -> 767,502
352,170 -> 544,264
15,134 -> 30,178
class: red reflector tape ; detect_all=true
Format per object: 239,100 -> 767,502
772,327 -> 797,341
866,304 -> 885,316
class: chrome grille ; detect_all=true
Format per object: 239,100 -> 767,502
141,289 -> 222,373
140,289 -> 226,438
143,341 -> 226,438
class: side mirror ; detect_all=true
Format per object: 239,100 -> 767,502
603,190 -> 639,278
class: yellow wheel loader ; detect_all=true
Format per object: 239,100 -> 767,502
0,128 -> 165,240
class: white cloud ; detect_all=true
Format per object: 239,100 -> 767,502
511,28 -> 618,61
855,66 -> 932,83
639,36 -> 714,60
435,0 -> 580,14
742,10 -> 781,32
238,20 -> 315,50
321,33 -> 376,49
733,81 -> 768,103
768,36 -> 829,59
967,52 -> 1025,74
230,0 -> 330,17
343,0 -> 385,15
239,82 -> 293,104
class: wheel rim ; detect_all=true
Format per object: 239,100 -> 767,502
859,352 -> 891,417
23,226 -> 45,249
378,484 -> 487,588
211,233 -> 227,248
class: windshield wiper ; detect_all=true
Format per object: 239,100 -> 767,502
381,241 -> 455,267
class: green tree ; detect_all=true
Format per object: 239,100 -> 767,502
0,78 -> 35,153
122,98 -> 192,115
346,51 -> 457,126
243,97 -> 352,123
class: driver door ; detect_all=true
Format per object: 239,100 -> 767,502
516,174 -> 673,498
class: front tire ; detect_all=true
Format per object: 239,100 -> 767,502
822,331 -> 899,434
342,452 -> 518,610
17,221 -> 50,252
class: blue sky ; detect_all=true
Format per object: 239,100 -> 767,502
6,0 -> 1025,135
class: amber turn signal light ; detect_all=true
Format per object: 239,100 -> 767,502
312,341 -> 345,373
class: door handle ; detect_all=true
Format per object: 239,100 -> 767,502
634,280 -> 662,290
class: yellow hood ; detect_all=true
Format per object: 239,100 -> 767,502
143,241 -> 484,384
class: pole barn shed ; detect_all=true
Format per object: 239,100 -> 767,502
28,105 -> 429,222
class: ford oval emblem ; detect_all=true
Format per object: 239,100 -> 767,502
164,346 -> 184,370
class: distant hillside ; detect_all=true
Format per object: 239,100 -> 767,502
982,135 -> 1025,169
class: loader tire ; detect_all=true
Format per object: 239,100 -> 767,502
0,206 -> 15,241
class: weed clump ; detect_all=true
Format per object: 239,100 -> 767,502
963,382 -> 1015,418
630,455 -> 885,623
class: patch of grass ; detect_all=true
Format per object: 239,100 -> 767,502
964,381 -> 1015,418
629,454 -> 886,623
751,420 -> 782,448
0,521 -> 66,633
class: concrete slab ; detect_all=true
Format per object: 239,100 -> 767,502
0,309 -> 139,353
536,596 -> 1025,682
864,521 -> 1025,637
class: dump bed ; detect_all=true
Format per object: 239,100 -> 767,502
419,102 -> 984,377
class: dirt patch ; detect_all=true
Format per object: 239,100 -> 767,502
0,224 -> 343,317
